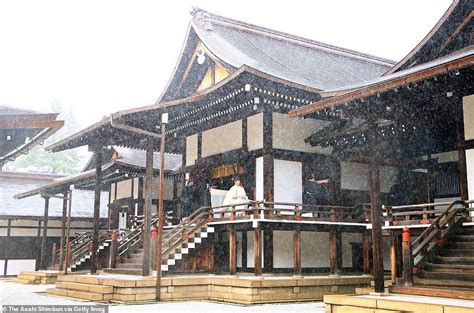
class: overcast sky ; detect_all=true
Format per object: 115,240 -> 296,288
0,0 -> 452,128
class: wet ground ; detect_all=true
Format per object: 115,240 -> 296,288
0,278 -> 325,313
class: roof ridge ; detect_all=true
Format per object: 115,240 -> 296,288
190,7 -> 396,67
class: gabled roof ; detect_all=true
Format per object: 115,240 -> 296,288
0,105 -> 64,167
386,0 -> 473,75
158,8 -> 395,102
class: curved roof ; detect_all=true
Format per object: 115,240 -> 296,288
0,106 -> 64,167
158,8 -> 395,102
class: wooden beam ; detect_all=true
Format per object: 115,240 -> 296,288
329,227 -> 338,276
0,119 -> 64,129
254,227 -> 262,276
39,196 -> 50,270
229,226 -> 237,275
90,150 -> 103,274
143,145 -> 153,276
293,227 -> 301,276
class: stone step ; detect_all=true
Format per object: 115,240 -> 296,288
449,234 -> 474,241
116,263 -> 143,269
455,227 -> 474,235
439,248 -> 474,257
55,281 -> 113,294
46,288 -> 113,301
103,268 -> 143,275
389,284 -> 474,301
447,241 -> 474,249
12,277 -> 37,284
414,277 -> 474,289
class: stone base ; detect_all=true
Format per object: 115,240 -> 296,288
12,271 -> 60,285
324,294 -> 474,313
46,274 -> 372,304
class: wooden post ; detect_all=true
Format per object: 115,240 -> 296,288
254,227 -> 262,276
51,243 -> 57,267
156,118 -> 167,300
293,227 -> 301,276
336,230 -> 342,272
363,231 -> 371,275
109,231 -> 118,268
390,233 -> 397,285
242,231 -> 248,271
329,227 -> 338,276
3,219 -> 11,276
143,144 -> 153,276
263,229 -> 273,272
402,227 -> 413,286
91,149 -> 103,274
35,220 -> 41,271
151,227 -> 157,270
59,191 -> 68,271
263,102 -> 274,206
40,196 -> 50,270
457,144 -> 469,201
368,122 -> 384,293
64,190 -> 73,275
229,226 -> 237,275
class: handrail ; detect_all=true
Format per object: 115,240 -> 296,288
411,200 -> 468,266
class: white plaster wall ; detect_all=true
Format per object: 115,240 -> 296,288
272,112 -> 332,155
430,151 -> 458,163
202,120 -> 242,157
274,159 -> 302,207
468,149 -> 474,202
186,134 -> 198,166
248,113 -> 263,151
0,260 -> 36,275
255,157 -> 264,201
150,178 -> 175,201
463,94 -> 474,141
133,178 -> 139,199
302,231 -> 330,267
110,183 -> 116,201
116,179 -> 132,200
237,231 -> 242,267
340,162 -> 398,193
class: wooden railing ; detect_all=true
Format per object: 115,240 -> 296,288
399,200 -> 473,286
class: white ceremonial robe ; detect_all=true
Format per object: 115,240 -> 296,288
222,185 -> 248,216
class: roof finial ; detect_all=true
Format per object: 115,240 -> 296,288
190,7 -> 213,31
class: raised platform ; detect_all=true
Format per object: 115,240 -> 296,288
12,271 -> 60,284
46,273 -> 371,304
324,294 -> 474,313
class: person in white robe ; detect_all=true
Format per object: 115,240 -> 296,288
222,177 -> 248,217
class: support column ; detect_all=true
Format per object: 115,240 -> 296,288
263,229 -> 273,272
59,191 -> 68,271
3,219 -> 11,276
254,227 -> 262,276
457,96 -> 469,200
242,231 -> 248,271
329,227 -> 339,276
293,227 -> 301,276
229,226 -> 237,275
368,148 -> 384,292
390,233 -> 397,285
263,102 -> 274,204
336,230 -> 342,272
363,231 -> 371,275
90,149 -> 103,274
64,190 -> 73,275
143,144 -> 153,276
40,196 -> 50,270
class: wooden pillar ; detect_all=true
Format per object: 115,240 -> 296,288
242,231 -> 248,271
59,191 -> 68,271
143,144 -> 153,276
35,220 -> 41,271
3,219 -> 11,276
390,233 -> 397,285
40,196 -> 50,270
369,151 -> 384,292
329,227 -> 338,276
229,226 -> 237,275
254,227 -> 262,276
396,234 -> 403,277
263,229 -> 273,272
402,227 -> 413,286
456,96 -> 469,200
64,190 -> 73,274
263,101 -> 274,203
363,231 -> 371,275
336,230 -> 342,272
293,227 -> 301,276
90,149 -> 103,274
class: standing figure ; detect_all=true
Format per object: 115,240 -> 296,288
223,176 -> 248,216
180,180 -> 196,220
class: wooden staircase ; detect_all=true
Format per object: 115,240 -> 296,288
390,200 -> 474,300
